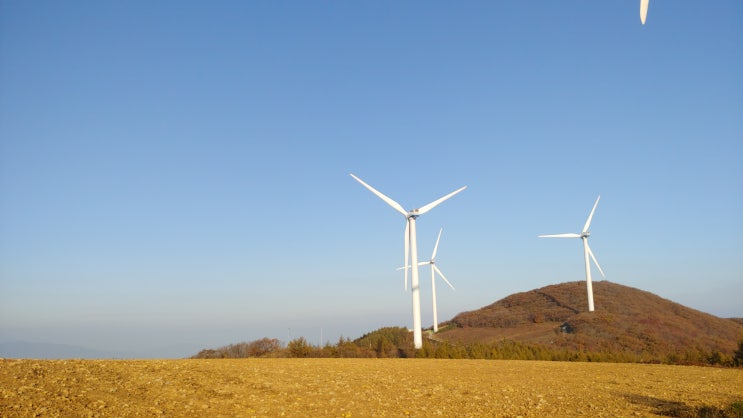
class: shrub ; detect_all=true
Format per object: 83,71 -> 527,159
287,337 -> 312,358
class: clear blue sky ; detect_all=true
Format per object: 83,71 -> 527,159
1,1 -> 741,357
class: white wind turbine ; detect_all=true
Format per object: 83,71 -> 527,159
421,228 -> 455,333
539,196 -> 605,312
397,228 -> 455,333
350,174 -> 466,349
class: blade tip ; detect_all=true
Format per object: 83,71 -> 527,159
640,0 -> 649,24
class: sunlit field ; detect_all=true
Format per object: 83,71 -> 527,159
1,358 -> 741,417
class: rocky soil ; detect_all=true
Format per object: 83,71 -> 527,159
1,358 -> 741,417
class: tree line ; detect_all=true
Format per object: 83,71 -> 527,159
191,327 -> 743,367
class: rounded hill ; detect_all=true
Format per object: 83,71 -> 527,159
438,281 -> 743,362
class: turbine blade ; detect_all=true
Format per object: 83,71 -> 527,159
417,186 -> 467,215
404,220 -> 410,291
433,265 -> 455,290
586,242 -> 606,278
582,195 -> 601,233
398,263 -> 429,270
399,262 -> 431,269
431,228 -> 443,260
538,233 -> 581,238
350,174 -> 408,217
640,0 -> 649,24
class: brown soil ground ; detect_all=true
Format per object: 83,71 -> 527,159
1,358 -> 741,417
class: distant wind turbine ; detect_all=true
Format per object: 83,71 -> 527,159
641,0 -> 649,25
398,228 -> 456,333
421,228 -> 455,333
350,174 -> 466,349
539,195 -> 605,312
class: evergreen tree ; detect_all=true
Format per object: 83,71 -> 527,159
287,337 -> 312,358
734,340 -> 743,367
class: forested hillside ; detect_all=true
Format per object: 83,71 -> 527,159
193,281 -> 743,366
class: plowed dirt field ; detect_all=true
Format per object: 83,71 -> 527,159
1,358 -> 741,417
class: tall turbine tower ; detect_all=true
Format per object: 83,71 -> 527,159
350,174 -> 466,348
539,196 -> 605,312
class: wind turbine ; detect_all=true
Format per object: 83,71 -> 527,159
539,195 -> 605,312
397,228 -> 456,333
350,174 -> 466,348
641,0 -> 649,25
421,228 -> 455,333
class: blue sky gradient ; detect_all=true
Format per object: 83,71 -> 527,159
1,1 -> 741,357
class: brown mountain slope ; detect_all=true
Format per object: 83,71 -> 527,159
438,281 -> 743,361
